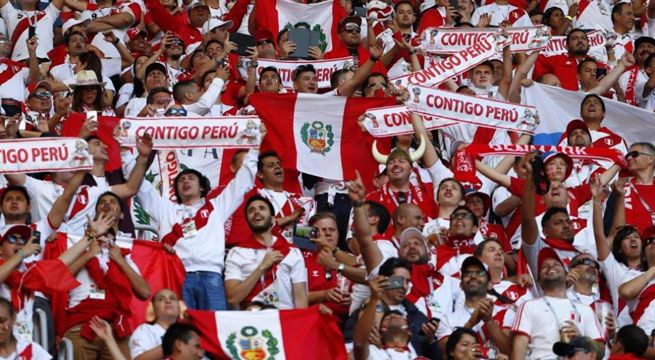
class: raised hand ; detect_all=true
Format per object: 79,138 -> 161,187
348,170 -> 366,204
136,133 -> 153,157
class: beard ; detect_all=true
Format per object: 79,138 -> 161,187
540,273 -> 566,290
247,216 -> 273,234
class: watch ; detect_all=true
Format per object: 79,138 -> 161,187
337,263 -> 345,274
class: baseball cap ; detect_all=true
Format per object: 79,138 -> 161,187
634,36 -> 655,54
460,256 -> 488,277
202,17 -> 233,33
125,28 -> 147,42
566,119 -> 591,139
61,18 -> 89,36
1,225 -> 31,244
338,16 -> 362,32
144,62 -> 167,79
537,247 -> 564,276
399,227 -> 424,245
188,0 -> 208,10
542,152 -> 573,179
27,80 -> 52,96
553,336 -> 598,357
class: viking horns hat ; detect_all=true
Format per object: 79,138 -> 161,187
372,134 -> 427,165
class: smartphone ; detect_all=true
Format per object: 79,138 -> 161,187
28,26 -> 35,39
596,68 -> 607,79
292,224 -> 317,251
448,0 -> 459,10
385,275 -> 405,290
353,6 -> 366,18
31,230 -> 41,244
419,318 -> 440,335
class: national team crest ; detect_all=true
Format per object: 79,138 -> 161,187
226,326 -> 280,360
301,121 -> 333,155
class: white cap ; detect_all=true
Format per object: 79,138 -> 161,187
62,17 -> 88,35
202,17 -> 233,34
399,227 -> 425,245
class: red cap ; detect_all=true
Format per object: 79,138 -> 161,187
126,28 -> 147,42
464,189 -> 491,214
543,152 -> 573,180
338,16 -> 362,32
1,225 -> 31,244
537,247 -> 564,278
27,80 -> 52,95
566,119 -> 591,139
254,29 -> 273,42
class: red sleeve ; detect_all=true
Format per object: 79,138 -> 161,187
144,0 -> 182,34
417,8 -> 444,36
532,54 -> 553,81
508,177 -> 525,196
224,0 -> 250,33
122,2 -> 142,24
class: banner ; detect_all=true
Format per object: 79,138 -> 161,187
0,137 -> 93,174
522,83 -> 655,144
390,32 -> 502,88
238,57 -> 355,89
362,105 -> 455,137
406,84 -> 539,134
419,26 -> 550,54
466,143 -> 626,166
115,117 -> 261,149
541,30 -> 606,57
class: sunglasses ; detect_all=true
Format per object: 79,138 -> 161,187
625,151 -> 652,160
345,27 -> 361,34
571,257 -> 600,270
451,212 -> 474,221
256,39 -> 273,46
31,91 -> 52,99
462,270 -> 487,278
4,234 -> 27,245
165,107 -> 187,117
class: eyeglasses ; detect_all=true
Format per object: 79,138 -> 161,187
345,27 -> 361,34
165,107 -> 187,117
4,234 -> 27,245
367,82 -> 388,89
625,151 -> 653,160
462,270 -> 487,278
451,212 -> 474,221
256,39 -> 273,46
570,257 -> 600,270
30,91 -> 52,99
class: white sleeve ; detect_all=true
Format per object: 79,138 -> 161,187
129,325 -> 159,359
512,302 -> 533,336
470,8 -> 482,26
211,149 -> 258,221
224,248 -> 245,281
0,2 -> 17,25
288,249 -> 308,284
436,313 -> 453,340
30,342 -> 52,360
522,237 -> 541,279
425,160 -> 453,187
183,78 -> 225,116
600,254 -> 627,291
135,177 -> 169,226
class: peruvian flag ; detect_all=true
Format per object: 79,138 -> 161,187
575,0 -> 613,32
187,306 -> 347,360
250,93 -> 395,184
253,0 -> 347,53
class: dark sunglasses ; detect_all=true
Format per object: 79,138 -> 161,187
571,257 -> 600,269
30,91 -> 52,99
451,212 -> 474,221
165,107 -> 187,117
256,39 -> 273,46
625,150 -> 652,160
345,27 -> 361,34
4,234 -> 27,245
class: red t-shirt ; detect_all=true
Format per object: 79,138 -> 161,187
532,53 -> 581,91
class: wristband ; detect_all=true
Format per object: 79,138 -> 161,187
112,39 -> 119,45
352,201 -> 365,208
337,262 -> 345,274
409,49 -> 417,55
249,61 -> 258,68
370,55 -> 380,62
565,15 -> 573,21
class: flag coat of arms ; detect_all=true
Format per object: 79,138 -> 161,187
187,306 -> 347,360
250,93 -> 395,183
253,0 -> 347,53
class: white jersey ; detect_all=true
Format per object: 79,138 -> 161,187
367,344 -> 417,360
136,149 -> 258,273
512,296 -> 603,360
129,322 -> 166,359
1,2 -> 60,61
0,340 -> 51,360
224,243 -> 307,309
600,253 -> 641,328
618,67 -> 649,108
0,60 -> 29,101
51,60 -> 116,93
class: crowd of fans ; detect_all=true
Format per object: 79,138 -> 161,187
0,0 -> 654,357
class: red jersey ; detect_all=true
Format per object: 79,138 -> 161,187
533,53 -> 582,91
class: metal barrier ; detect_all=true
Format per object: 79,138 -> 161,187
57,338 -> 73,360
134,224 -> 159,241
33,308 -> 48,350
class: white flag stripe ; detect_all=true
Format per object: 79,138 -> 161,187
215,310 -> 287,359
275,0 -> 335,52
292,94 -> 347,179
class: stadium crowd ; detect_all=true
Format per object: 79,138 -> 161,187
0,0 -> 654,357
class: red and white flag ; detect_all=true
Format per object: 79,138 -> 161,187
0,137 -> 93,174
253,0 -> 347,53
187,306 -> 347,360
250,93 -> 395,181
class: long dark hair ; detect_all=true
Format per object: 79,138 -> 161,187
445,327 -> 478,360
612,225 -> 645,270
72,85 -> 107,112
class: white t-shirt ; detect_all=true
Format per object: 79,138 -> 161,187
129,323 -> 166,359
512,296 -> 603,360
224,243 -> 307,309
1,2 -> 60,61
600,253 -> 641,328
367,344 -> 418,360
124,97 -> 147,117
0,340 -> 51,360
0,63 -> 29,102
618,68 -> 649,108
470,3 -> 533,27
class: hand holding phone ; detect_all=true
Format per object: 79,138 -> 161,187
385,275 -> 405,290
31,230 -> 41,244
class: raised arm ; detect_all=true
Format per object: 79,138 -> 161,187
47,170 -> 87,230
591,176 -> 611,261
508,50 -> 540,104
349,171 -> 384,273
589,54 -> 636,96
475,160 -> 512,188
109,244 -> 151,300
110,134 -> 152,199
411,113 -> 439,168
498,43 -> 513,100
353,277 -> 386,360
86,13 -> 136,34
520,153 -> 539,246
337,45 -> 382,97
